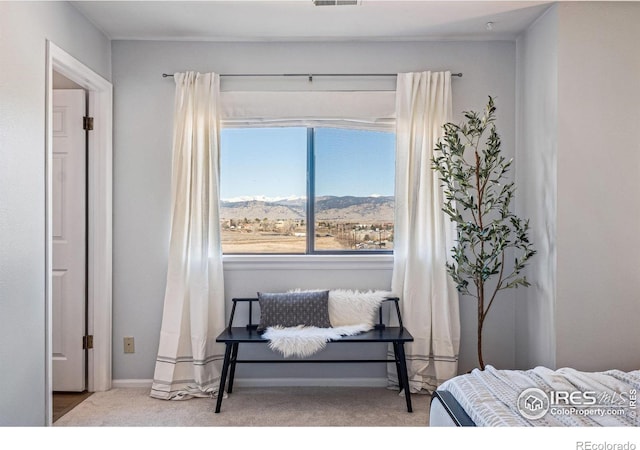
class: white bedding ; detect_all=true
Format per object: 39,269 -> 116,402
434,365 -> 640,426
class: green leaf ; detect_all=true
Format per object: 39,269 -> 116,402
432,96 -> 536,327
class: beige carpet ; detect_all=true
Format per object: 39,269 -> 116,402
54,386 -> 430,427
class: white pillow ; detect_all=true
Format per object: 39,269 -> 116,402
328,289 -> 391,327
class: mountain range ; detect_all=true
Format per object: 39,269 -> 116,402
220,196 -> 394,222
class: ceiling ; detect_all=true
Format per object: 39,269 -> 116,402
71,1 -> 554,42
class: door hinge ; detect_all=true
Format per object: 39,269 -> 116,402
83,335 -> 94,350
83,116 -> 94,131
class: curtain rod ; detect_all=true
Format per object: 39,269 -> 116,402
161,72 -> 462,81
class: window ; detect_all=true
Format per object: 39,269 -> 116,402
220,127 -> 395,254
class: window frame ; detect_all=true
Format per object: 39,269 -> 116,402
221,126 -> 394,256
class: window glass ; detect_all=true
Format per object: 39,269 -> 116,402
314,128 -> 395,251
220,127 -> 307,254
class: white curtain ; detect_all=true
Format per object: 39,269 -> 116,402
150,72 -> 226,400
390,71 -> 460,393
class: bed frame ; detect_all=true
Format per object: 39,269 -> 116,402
214,297 -> 414,413
430,390 -> 476,426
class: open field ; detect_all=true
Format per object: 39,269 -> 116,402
221,230 -> 392,253
222,233 -> 305,253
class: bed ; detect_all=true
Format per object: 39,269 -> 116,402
429,365 -> 639,426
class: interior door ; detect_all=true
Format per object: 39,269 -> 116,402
52,89 -> 87,392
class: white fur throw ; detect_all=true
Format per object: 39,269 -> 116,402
264,289 -> 391,358
263,324 -> 371,358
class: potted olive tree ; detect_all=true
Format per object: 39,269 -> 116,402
432,97 -> 535,370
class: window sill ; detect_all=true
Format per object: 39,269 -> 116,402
222,254 -> 394,271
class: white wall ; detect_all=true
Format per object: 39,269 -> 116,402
514,5 -> 558,370
110,39 -> 518,381
0,1 -> 111,425
555,2 -> 640,372
514,2 -> 640,373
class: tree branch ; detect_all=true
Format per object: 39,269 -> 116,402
484,251 -> 505,320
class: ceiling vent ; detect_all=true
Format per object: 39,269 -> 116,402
313,0 -> 360,6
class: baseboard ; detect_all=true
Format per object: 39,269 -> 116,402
111,377 -> 388,389
112,379 -> 153,388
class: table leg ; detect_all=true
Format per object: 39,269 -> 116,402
215,343 -> 233,413
227,343 -> 239,394
392,342 -> 403,392
397,343 -> 413,413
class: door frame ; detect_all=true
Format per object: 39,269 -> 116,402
45,41 -> 113,425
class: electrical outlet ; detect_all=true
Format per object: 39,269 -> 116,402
124,337 -> 135,353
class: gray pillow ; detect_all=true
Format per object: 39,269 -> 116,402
257,290 -> 331,332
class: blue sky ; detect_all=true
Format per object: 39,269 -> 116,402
220,127 -> 395,200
